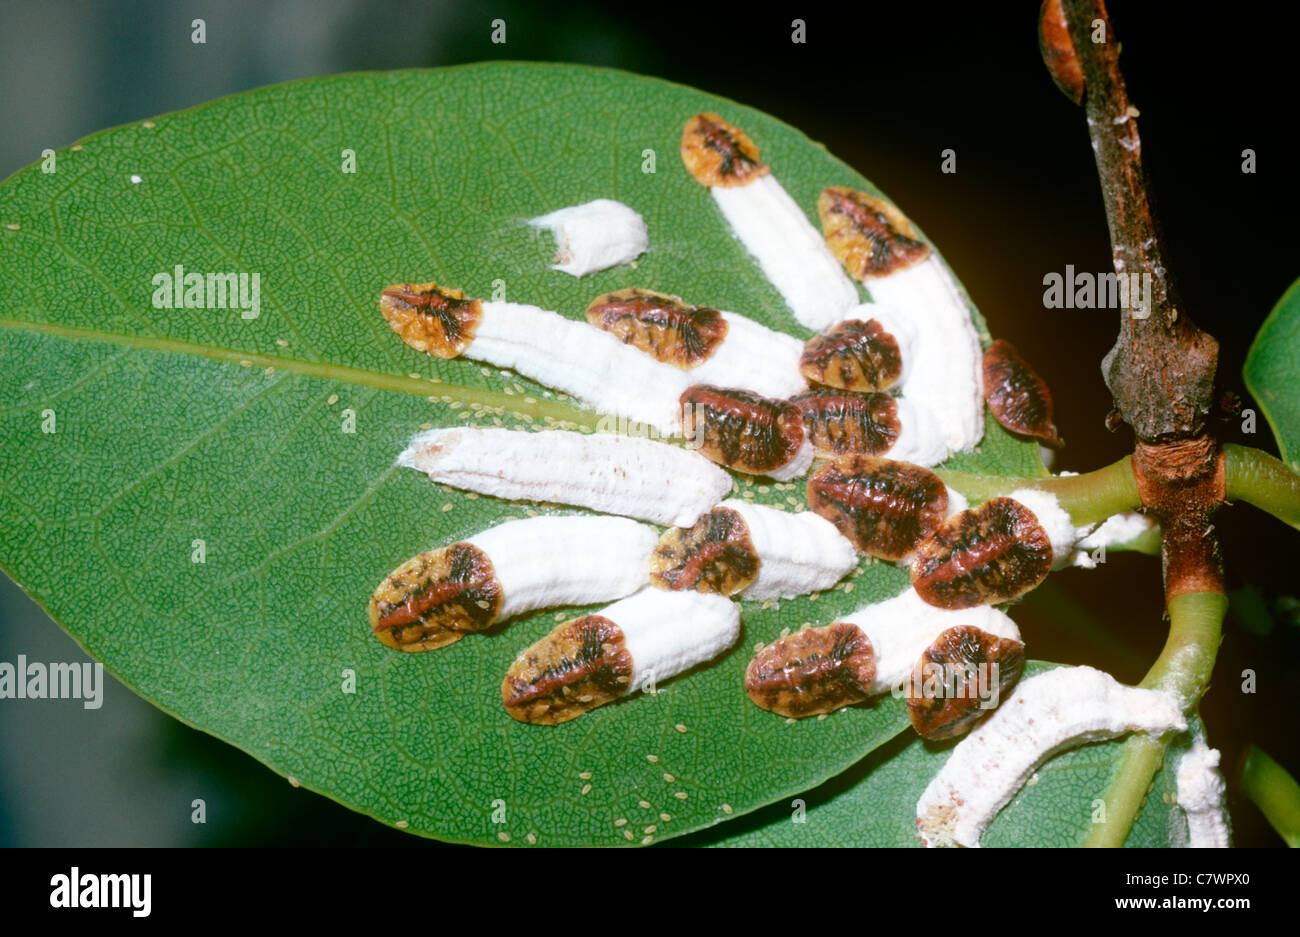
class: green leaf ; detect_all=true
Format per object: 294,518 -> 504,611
0,64 -> 1042,846
1245,275 -> 1300,472
689,663 -> 1209,847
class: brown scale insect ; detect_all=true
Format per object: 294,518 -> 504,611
680,113 -> 770,188
800,319 -> 903,393
818,186 -> 931,280
745,623 -> 876,718
791,389 -> 900,458
906,625 -> 1026,740
680,384 -> 804,476
586,288 -> 728,368
806,456 -> 949,559
911,497 -> 1054,609
368,543 -> 502,651
379,281 -> 483,358
501,615 -> 634,725
650,507 -> 760,596
982,339 -> 1064,448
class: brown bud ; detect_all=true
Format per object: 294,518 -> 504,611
800,319 -> 903,392
982,339 -> 1064,448
806,456 -> 949,559
818,187 -> 930,280
379,281 -> 482,358
906,625 -> 1026,740
586,288 -> 728,368
1038,0 -> 1085,105
911,498 -> 1053,609
680,113 -> 769,188
745,623 -> 876,718
791,389 -> 900,458
369,543 -> 503,651
680,385 -> 805,476
650,507 -> 760,596
502,615 -> 634,725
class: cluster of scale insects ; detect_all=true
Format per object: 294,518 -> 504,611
368,112 -> 1066,741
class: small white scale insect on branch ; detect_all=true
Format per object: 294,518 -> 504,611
915,666 -> 1187,847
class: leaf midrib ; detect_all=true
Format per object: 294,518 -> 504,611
0,315 -> 598,427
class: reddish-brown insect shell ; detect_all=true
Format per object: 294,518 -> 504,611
792,389 -> 900,458
501,614 -> 634,725
806,456 -> 949,559
906,625 -> 1026,740
818,186 -> 931,280
368,543 -> 503,651
800,319 -> 903,392
680,113 -> 770,188
650,507 -> 759,596
911,497 -> 1054,609
680,385 -> 805,476
379,281 -> 483,358
745,623 -> 876,718
983,339 -> 1064,448
586,288 -> 728,368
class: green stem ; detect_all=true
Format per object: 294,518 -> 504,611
1223,444 -> 1300,531
935,456 -> 1140,525
1082,590 -> 1227,847
1239,745 -> 1300,847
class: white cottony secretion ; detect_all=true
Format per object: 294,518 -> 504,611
1072,512 -> 1156,568
1174,740 -> 1230,848
600,588 -> 741,695
398,427 -> 733,527
686,310 -> 808,400
711,175 -> 859,331
1006,488 -> 1096,569
529,199 -> 648,277
475,301 -> 689,435
916,666 -> 1187,847
465,516 -> 657,620
865,256 -> 984,457
883,397 -> 950,468
720,499 -> 858,600
762,438 -> 815,483
838,587 -> 1021,695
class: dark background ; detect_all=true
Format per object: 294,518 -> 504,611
1,0 -> 1296,846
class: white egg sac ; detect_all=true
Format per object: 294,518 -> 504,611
529,199 -> 648,277
711,175 -> 861,331
916,665 -> 1186,847
720,499 -> 858,600
466,516 -> 658,621
398,427 -> 733,527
